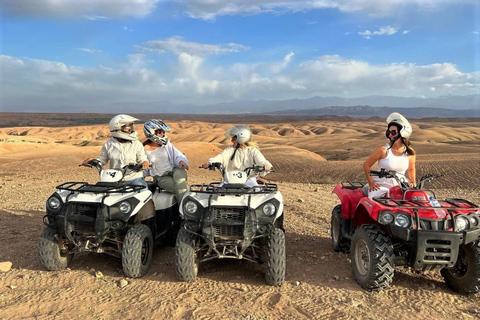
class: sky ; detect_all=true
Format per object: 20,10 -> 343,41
1,0 -> 479,112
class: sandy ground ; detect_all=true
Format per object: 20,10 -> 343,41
0,119 -> 479,320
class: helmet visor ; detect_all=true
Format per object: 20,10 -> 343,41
121,123 -> 134,133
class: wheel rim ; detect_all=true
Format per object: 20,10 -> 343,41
355,239 -> 370,276
141,237 -> 151,265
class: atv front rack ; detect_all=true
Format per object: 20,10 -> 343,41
189,182 -> 278,195
373,197 -> 479,211
56,181 -> 145,194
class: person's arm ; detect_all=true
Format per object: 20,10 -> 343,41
251,148 -> 272,170
363,146 -> 386,191
406,154 -> 416,187
135,141 -> 150,170
169,142 -> 190,169
202,147 -> 232,168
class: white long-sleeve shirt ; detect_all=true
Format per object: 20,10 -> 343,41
97,137 -> 148,180
209,146 -> 272,172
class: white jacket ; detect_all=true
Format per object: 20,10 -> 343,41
209,146 -> 272,172
146,140 -> 189,176
97,137 -> 148,180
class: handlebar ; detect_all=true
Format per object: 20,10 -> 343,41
369,169 -> 443,190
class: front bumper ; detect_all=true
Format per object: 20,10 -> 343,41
389,225 -> 480,269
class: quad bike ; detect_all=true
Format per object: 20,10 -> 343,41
331,169 -> 480,294
38,160 -> 181,278
175,163 -> 286,286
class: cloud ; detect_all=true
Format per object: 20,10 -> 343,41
0,0 -> 161,19
358,25 -> 399,39
177,0 -> 478,20
76,48 -> 103,54
1,54 -> 477,110
2,0 -> 477,20
134,36 -> 250,56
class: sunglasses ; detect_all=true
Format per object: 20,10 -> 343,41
120,124 -> 134,133
155,129 -> 165,135
387,130 -> 398,136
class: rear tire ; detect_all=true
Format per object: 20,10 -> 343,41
351,224 -> 394,291
122,224 -> 153,278
331,204 -> 350,253
441,242 -> 480,294
38,227 -> 73,271
265,228 -> 286,286
175,228 -> 199,282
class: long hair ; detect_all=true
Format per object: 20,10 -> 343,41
402,138 -> 416,156
245,141 -> 259,149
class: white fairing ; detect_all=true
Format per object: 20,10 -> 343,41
224,170 -> 248,184
181,189 -> 284,220
152,191 -> 177,210
100,169 -> 123,182
54,187 -> 152,219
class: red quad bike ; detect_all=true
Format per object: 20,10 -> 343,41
331,169 -> 480,294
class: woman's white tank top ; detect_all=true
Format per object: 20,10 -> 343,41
377,144 -> 409,174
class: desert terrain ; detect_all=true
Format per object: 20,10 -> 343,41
0,116 -> 479,320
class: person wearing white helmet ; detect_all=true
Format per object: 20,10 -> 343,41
363,112 -> 416,199
82,114 -> 149,187
143,119 -> 190,202
201,125 -> 272,187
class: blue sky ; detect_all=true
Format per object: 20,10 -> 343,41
1,0 -> 479,112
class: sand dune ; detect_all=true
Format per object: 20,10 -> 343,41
1,118 -> 479,319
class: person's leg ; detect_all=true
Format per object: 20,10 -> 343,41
154,174 -> 176,194
172,168 -> 188,202
368,186 -> 390,199
127,177 -> 148,189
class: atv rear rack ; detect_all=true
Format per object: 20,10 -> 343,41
189,182 -> 278,195
56,181 -> 145,194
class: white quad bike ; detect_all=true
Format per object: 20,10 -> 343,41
175,163 -> 286,286
38,160 -> 181,278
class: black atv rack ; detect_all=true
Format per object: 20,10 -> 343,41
56,181 -> 145,194
188,182 -> 278,195
373,197 -> 479,210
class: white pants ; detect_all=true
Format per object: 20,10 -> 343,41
368,177 -> 398,199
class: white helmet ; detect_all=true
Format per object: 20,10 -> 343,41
386,112 -> 412,139
109,114 -> 139,141
225,125 -> 252,144
143,119 -> 170,145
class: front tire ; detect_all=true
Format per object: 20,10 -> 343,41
351,224 -> 394,291
331,204 -> 350,253
38,227 -> 73,271
265,228 -> 286,286
441,242 -> 480,294
175,228 -> 199,282
122,224 -> 153,278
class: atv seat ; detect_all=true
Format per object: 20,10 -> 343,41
362,184 -> 369,196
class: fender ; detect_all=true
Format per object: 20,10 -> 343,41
333,184 -> 365,219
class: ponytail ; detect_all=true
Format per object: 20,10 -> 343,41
402,138 -> 415,156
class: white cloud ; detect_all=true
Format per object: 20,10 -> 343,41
134,36 -> 250,56
76,48 -> 103,54
1,54 -> 477,110
177,0 -> 478,20
0,0 -> 160,19
2,0 -> 477,20
402,30 -> 411,35
358,26 -> 399,39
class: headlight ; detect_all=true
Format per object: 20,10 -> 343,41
47,196 -> 62,210
395,214 -> 410,228
455,216 -> 469,231
468,214 -> 479,227
184,201 -> 198,214
262,203 -> 276,216
379,212 -> 394,224
119,201 -> 132,214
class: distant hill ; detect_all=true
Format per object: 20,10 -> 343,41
270,105 -> 480,118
